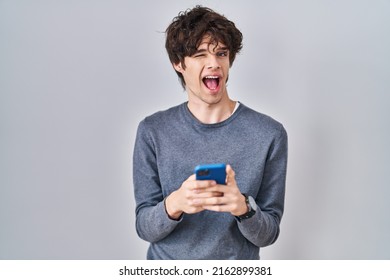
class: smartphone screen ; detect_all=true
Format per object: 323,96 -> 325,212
194,163 -> 226,185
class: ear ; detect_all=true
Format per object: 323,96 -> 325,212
173,62 -> 184,73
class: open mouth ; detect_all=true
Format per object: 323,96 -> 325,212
202,75 -> 220,90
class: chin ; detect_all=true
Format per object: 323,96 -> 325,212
202,93 -> 225,104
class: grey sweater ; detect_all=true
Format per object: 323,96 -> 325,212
133,102 -> 288,259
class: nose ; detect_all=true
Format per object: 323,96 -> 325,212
206,55 -> 221,69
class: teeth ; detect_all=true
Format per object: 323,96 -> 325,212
205,76 -> 219,79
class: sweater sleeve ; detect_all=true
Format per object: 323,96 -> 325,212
133,120 -> 181,243
237,125 -> 288,247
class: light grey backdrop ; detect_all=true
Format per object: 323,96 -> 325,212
1,0 -> 389,259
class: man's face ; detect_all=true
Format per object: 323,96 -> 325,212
174,37 -> 230,105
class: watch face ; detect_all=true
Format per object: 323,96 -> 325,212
248,196 -> 257,211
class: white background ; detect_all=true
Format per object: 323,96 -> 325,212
1,0 -> 389,259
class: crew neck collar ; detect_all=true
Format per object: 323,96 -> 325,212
181,102 -> 243,128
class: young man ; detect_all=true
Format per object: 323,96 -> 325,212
133,6 -> 288,259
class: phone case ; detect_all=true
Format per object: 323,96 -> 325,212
194,163 -> 226,185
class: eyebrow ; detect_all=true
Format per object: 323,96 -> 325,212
194,49 -> 207,54
194,46 -> 229,54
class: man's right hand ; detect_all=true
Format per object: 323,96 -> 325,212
165,174 -> 222,220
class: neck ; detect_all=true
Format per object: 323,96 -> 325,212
187,97 -> 236,124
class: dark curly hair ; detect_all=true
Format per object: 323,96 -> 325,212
165,6 -> 243,89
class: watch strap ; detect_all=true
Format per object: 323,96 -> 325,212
235,194 -> 256,222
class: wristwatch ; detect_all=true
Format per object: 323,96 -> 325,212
235,194 -> 257,222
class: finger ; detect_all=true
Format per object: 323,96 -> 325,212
184,179 -> 216,191
193,191 -> 224,198
182,174 -> 196,190
226,165 -> 236,185
203,184 -> 230,194
202,204 -> 230,212
200,196 -> 227,206
193,180 -> 217,190
192,195 -> 224,207
186,174 -> 196,181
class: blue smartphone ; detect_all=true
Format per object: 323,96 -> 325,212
194,163 -> 226,185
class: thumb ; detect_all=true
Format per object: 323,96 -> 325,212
187,173 -> 196,181
226,164 -> 236,185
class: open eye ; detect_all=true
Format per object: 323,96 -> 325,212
217,51 -> 228,57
